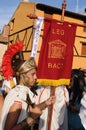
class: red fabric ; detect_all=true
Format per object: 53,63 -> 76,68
1,41 -> 23,80
37,18 -> 77,86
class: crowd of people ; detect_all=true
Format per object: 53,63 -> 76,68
0,57 -> 86,130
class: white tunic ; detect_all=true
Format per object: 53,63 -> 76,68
0,85 -> 35,130
35,85 -> 69,130
79,94 -> 86,130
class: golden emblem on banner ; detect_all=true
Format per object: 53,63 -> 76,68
48,39 -> 66,59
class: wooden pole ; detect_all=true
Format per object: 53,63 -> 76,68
27,13 -> 86,28
47,86 -> 56,130
61,0 -> 67,22
47,1 -> 67,129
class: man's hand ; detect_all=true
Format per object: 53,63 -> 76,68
46,95 -> 56,106
29,105 -> 42,119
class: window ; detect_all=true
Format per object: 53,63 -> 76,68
83,22 -> 86,32
81,42 -> 86,55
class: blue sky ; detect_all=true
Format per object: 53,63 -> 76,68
0,0 -> 86,32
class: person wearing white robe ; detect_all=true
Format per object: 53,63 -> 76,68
35,85 -> 69,130
79,86 -> 86,130
0,57 -> 56,130
0,57 -> 41,130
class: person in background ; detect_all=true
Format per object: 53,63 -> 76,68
0,77 -> 17,99
0,57 -> 56,130
68,69 -> 85,130
35,85 -> 69,130
79,86 -> 86,130
0,75 -> 17,121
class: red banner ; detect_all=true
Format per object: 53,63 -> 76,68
37,18 -> 77,86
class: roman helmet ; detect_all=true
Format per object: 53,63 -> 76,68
17,57 -> 37,87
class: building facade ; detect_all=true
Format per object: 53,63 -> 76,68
8,1 -> 86,69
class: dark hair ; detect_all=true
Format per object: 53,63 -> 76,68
70,69 -> 85,103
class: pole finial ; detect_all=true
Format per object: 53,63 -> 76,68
62,0 -> 67,10
61,0 -> 67,22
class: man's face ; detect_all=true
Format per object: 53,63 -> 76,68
26,68 -> 37,87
